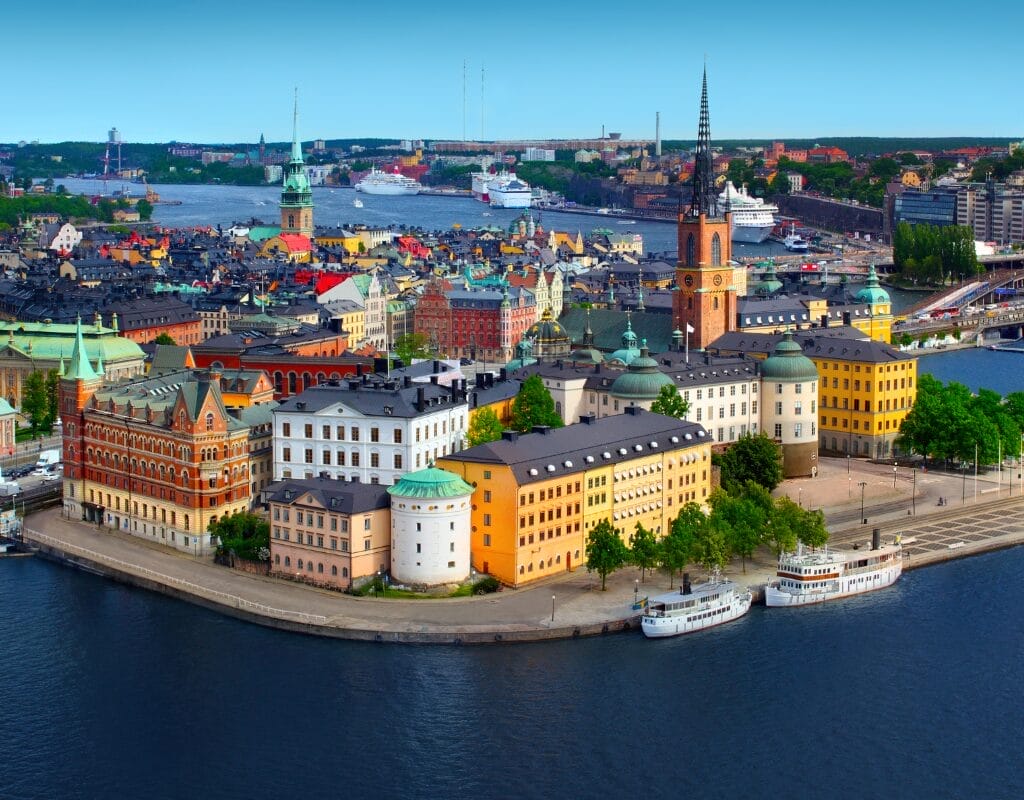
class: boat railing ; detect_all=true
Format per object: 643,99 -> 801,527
24,528 -> 328,626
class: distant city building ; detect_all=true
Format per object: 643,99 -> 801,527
523,147 -> 555,161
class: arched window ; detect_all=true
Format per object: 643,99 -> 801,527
288,372 -> 297,394
205,412 -> 214,432
331,565 -> 338,576
342,567 -> 349,578
714,296 -> 719,310
298,559 -> 304,570
285,556 -> 291,567
273,371 -> 284,393
711,233 -> 722,266
686,233 -> 696,266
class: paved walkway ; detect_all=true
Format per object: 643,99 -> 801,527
20,455 -> 1024,643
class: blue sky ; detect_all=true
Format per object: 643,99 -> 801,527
6,0 -> 1022,144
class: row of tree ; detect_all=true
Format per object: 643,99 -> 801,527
892,221 -> 979,284
897,374 -> 1024,467
585,480 -> 828,590
21,370 -> 60,434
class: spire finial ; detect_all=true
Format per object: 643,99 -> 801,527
688,67 -> 716,218
291,87 -> 302,163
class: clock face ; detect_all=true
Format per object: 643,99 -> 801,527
684,274 -> 694,287
713,274 -> 723,286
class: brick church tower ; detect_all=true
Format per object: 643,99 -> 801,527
280,89 -> 314,237
60,316 -> 104,521
673,68 -> 736,354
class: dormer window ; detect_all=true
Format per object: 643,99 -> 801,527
206,412 -> 214,432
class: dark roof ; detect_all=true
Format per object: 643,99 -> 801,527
446,407 -> 709,485
266,478 -> 390,514
276,379 -> 465,418
709,331 -> 913,364
559,307 -> 674,354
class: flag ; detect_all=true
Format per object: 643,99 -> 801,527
686,323 -> 695,334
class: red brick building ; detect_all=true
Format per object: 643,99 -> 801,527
104,296 -> 204,346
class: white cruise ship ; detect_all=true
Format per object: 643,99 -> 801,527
718,181 -> 778,243
487,172 -> 533,208
354,168 -> 423,196
471,170 -> 493,203
641,573 -> 752,638
765,533 -> 902,607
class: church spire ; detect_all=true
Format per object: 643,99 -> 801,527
290,87 -> 302,164
688,66 -> 717,218
637,269 -> 645,311
65,315 -> 99,382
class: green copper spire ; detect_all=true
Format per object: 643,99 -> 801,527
65,315 -> 99,381
290,87 -> 303,164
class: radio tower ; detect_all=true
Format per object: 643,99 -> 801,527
687,68 -> 717,218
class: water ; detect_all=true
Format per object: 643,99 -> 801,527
919,347 -> 1024,395
58,178 -> 790,259
2,551 -> 1022,799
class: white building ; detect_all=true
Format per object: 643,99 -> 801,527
274,376 -> 471,485
523,147 -> 555,162
388,466 -> 473,586
317,270 -> 388,351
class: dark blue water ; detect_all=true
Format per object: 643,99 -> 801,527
59,178 -> 790,259
920,347 -> 1024,395
2,551 -> 1022,800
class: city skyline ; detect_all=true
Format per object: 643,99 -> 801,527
5,0 -> 1023,144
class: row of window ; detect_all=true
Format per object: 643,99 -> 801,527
517,550 -> 582,576
820,397 -> 912,412
274,556 -> 349,577
281,419 -> 464,443
822,416 -> 901,431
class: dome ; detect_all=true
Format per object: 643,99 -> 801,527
387,467 -> 474,500
524,307 -> 569,345
610,341 -> 675,401
568,347 -> 604,365
753,261 -> 783,297
761,332 -> 818,382
855,265 -> 890,305
506,339 -> 538,371
607,316 -> 642,365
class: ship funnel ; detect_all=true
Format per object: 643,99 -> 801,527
871,528 -> 881,551
682,573 -> 692,595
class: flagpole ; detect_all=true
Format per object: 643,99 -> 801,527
685,327 -> 689,364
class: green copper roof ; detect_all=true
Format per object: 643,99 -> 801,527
64,315 -> 100,382
0,397 -> 15,416
855,265 -> 890,305
761,332 -> 818,382
610,342 -> 675,400
387,467 -> 474,499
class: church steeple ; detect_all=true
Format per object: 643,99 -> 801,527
65,315 -> 99,382
280,88 -> 314,237
688,65 -> 717,218
290,88 -> 303,164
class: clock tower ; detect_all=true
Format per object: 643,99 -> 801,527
673,68 -> 736,354
280,89 -> 314,238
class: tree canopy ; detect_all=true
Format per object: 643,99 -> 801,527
393,332 -> 432,365
510,374 -> 563,432
892,222 -> 979,285
466,407 -> 504,447
718,432 -> 784,493
649,384 -> 690,420
586,519 -> 629,590
210,512 -> 270,562
629,522 -> 659,583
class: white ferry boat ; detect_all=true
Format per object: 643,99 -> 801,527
642,573 -> 753,638
354,168 -> 423,196
765,533 -> 902,607
471,170 -> 493,203
718,181 -> 778,243
783,224 -> 809,253
487,172 -> 533,208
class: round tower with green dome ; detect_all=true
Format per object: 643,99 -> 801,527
609,340 -> 676,409
854,265 -> 892,343
761,331 -> 819,478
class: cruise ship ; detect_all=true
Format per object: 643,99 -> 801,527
487,172 -> 533,208
354,168 -> 423,196
641,573 -> 752,638
764,532 -> 902,607
471,170 -> 493,203
718,181 -> 778,243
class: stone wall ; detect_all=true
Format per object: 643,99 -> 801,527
777,195 -> 884,238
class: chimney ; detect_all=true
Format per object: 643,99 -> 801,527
475,373 -> 485,389
820,313 -> 829,328
450,382 -> 459,403
682,573 -> 691,595
404,375 -> 412,388
872,528 -> 881,551
579,414 -> 596,424
843,311 -> 852,326
356,364 -> 364,377
499,367 -> 508,382
416,387 -> 426,412
430,375 -> 438,385
433,359 -> 441,373
348,380 -> 360,391
532,425 -> 551,435
501,430 -> 519,442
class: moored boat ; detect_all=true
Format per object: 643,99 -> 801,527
487,171 -> 532,208
783,224 -> 809,252
718,181 -> 777,243
642,573 -> 752,638
765,532 -> 902,607
354,168 -> 422,196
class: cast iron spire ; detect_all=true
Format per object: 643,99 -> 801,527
687,67 -> 717,218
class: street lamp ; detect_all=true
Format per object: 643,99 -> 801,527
551,595 -> 556,623
858,480 -> 867,524
798,487 -> 802,507
634,579 -> 639,606
893,462 -> 898,488
912,468 -> 917,516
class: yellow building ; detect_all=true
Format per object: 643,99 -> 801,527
438,408 -> 712,587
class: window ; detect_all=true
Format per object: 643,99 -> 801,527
322,451 -> 331,465
283,447 -> 292,462
393,453 -> 403,469
282,422 -> 291,437
304,449 -> 313,464
774,423 -> 783,438
371,427 -> 380,443
795,401 -> 802,415
205,413 -> 214,432
304,424 -> 313,438
370,453 -> 380,468
393,429 -> 403,444
483,513 -> 492,526
794,422 -> 803,437
322,425 -> 331,439
483,470 -> 492,479
483,490 -> 492,502
363,518 -> 371,530
351,427 -> 359,441
483,533 -> 492,546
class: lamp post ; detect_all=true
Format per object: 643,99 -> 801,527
893,462 -> 898,488
551,595 -> 556,623
962,461 -> 967,505
858,481 -> 867,524
798,487 -> 802,507
912,468 -> 917,516
974,441 -> 978,504
634,579 -> 639,606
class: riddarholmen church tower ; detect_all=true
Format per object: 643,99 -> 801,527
280,89 -> 314,237
673,68 -> 736,352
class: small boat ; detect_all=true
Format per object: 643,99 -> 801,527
641,572 -> 752,638
783,224 -> 809,253
765,532 -> 902,607
353,198 -> 364,208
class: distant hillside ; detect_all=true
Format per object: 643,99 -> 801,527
661,137 -> 1019,157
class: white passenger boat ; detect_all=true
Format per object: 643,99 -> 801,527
718,180 -> 778,243
354,168 -> 422,196
642,573 -> 752,638
765,533 -> 902,607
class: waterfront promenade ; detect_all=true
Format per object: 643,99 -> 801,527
21,455 -> 1024,644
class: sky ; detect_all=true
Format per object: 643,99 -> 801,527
5,0 -> 1022,145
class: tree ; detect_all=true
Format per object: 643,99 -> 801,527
586,519 -> 629,590
764,496 -> 800,556
393,332 -> 431,365
210,511 -> 270,562
44,369 -> 60,430
135,198 -> 154,221
629,522 -> 659,583
661,503 -> 702,587
649,384 -> 690,420
709,487 -> 766,573
693,516 -> 729,573
153,332 -> 177,346
718,432 -> 783,493
21,371 -> 48,433
510,374 -> 563,432
466,407 -> 504,447
796,507 -> 829,549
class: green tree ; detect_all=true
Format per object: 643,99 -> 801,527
662,502 -> 702,586
629,522 -> 659,583
210,511 -> 270,562
764,496 -> 800,556
693,517 -> 729,573
153,332 -> 176,346
709,487 -> 766,573
718,432 -> 783,492
649,384 -> 690,419
466,407 -> 504,447
510,374 -> 563,432
586,519 -> 629,590
796,506 -> 829,548
135,198 -> 154,221
44,369 -> 60,430
21,371 -> 48,433
393,332 -> 431,365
